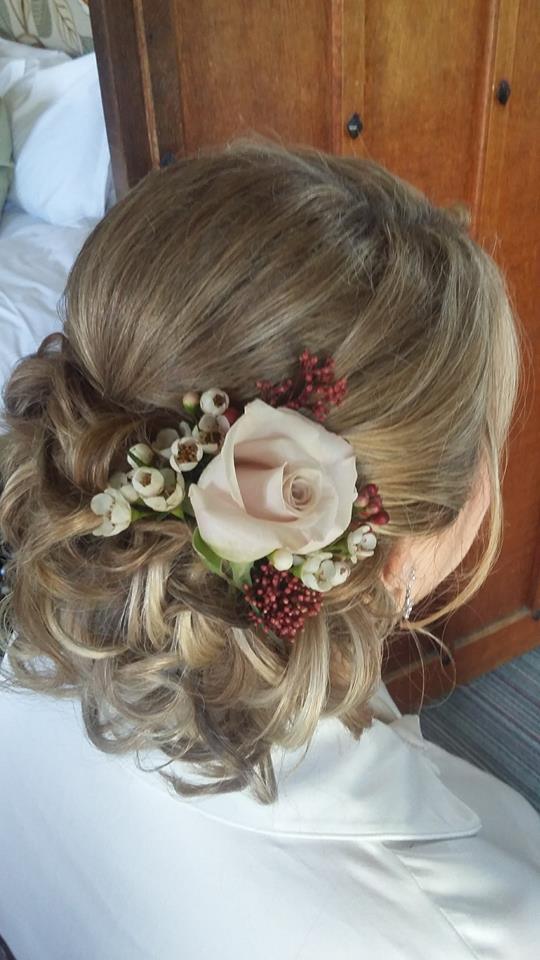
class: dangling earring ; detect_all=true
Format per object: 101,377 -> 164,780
402,566 -> 416,620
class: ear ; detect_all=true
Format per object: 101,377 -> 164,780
381,535 -> 436,616
380,536 -> 412,601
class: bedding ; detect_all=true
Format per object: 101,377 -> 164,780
0,36 -> 70,98
1,45 -> 110,226
0,206 -> 96,416
0,35 -> 112,413
0,35 -> 70,70
0,97 -> 11,214
0,24 -> 104,626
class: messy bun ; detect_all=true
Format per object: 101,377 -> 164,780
0,136 -> 519,803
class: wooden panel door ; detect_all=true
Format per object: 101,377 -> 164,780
89,0 -> 540,710
371,0 -> 540,708
90,0 -> 339,192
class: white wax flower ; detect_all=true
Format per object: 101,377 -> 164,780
152,428 -> 181,461
326,559 -> 351,587
182,391 -> 200,412
300,553 -> 351,592
143,468 -> 186,512
298,551 -> 333,591
199,388 -> 229,416
109,471 -> 139,504
90,488 -> 132,537
179,421 -> 194,437
192,413 -> 230,454
127,443 -> 154,469
347,524 -> 377,562
269,548 -> 294,571
170,437 -> 204,473
131,467 -> 165,498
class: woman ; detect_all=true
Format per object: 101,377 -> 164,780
0,137 -> 538,959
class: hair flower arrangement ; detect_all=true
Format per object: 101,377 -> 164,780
89,351 -> 389,644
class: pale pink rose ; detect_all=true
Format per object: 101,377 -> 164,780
188,398 -> 358,563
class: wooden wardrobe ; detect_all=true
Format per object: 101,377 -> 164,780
88,0 -> 540,713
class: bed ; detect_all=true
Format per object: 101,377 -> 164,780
0,33 -> 111,414
0,26 -> 109,614
0,206 -> 96,395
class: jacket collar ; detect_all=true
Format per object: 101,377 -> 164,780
1,646 -> 482,843
132,683 -> 482,843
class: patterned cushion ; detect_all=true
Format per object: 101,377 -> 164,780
0,0 -> 93,56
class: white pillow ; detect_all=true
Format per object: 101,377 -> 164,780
4,52 -> 111,227
0,208 -> 96,417
0,37 -> 70,97
0,37 -> 70,65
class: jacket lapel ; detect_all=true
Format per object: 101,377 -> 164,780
178,704 -> 482,843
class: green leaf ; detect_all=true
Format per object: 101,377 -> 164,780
181,401 -> 200,417
130,505 -> 167,521
332,540 -> 349,554
323,535 -> 349,555
128,452 -> 148,469
130,503 -> 185,523
225,559 -> 253,589
31,0 -> 52,37
192,528 -> 224,577
182,497 -> 196,518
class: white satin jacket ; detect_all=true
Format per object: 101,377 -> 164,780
0,660 -> 538,960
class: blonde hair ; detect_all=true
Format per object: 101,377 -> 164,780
0,136 -> 520,803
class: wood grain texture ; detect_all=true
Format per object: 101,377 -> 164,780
341,0 -> 494,206
175,0 -> 334,153
469,0 -> 500,231
451,0 -> 540,633
137,0 -> 185,165
89,0 -> 154,195
341,0 -> 366,154
330,0 -> 344,153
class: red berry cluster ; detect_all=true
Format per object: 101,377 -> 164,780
255,350 -> 348,423
242,561 -> 323,642
353,482 -> 390,526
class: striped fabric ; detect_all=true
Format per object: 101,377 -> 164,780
420,646 -> 540,813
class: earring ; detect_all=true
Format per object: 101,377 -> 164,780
402,566 -> 416,620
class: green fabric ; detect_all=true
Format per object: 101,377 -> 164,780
0,97 -> 13,217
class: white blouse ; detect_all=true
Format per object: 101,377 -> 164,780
0,657 -> 538,960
